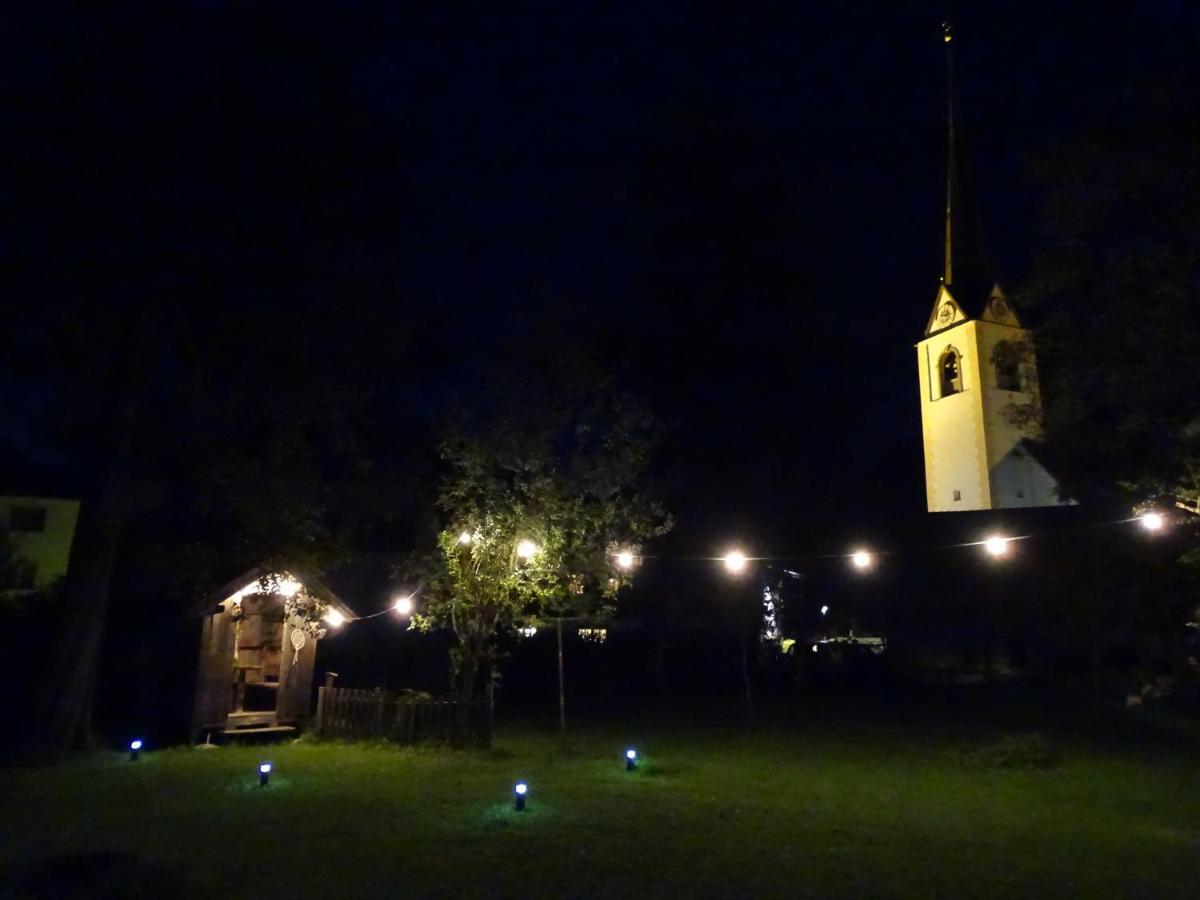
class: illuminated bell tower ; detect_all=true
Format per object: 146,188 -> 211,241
916,24 -> 1067,513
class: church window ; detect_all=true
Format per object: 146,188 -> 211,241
992,341 -> 1022,392
939,348 -> 963,397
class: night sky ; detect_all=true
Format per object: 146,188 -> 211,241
8,2 -> 1197,555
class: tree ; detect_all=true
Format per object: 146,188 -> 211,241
1016,78 -> 1200,702
413,386 -> 672,725
1018,78 -> 1200,523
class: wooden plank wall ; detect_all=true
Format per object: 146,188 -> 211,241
191,607 -> 235,734
277,622 -> 318,724
314,688 -> 491,749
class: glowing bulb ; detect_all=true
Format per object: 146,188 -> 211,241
458,530 -> 472,545
276,578 -> 303,598
513,781 -> 528,811
984,536 -> 1010,558
820,605 -> 829,616
516,540 -> 539,560
811,644 -> 819,653
626,748 -> 637,760
615,550 -> 635,570
323,609 -> 345,628
1140,512 -> 1165,533
393,596 -> 414,616
625,748 -> 638,770
130,740 -> 143,751
723,550 -> 748,574
851,549 -> 873,571
258,761 -> 272,786
259,762 -> 272,774
129,738 -> 143,761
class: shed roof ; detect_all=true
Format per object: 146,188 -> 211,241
199,564 -> 356,619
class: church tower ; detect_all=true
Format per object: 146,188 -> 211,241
916,24 -> 1067,513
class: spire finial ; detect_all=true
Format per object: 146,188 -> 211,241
942,20 -> 956,286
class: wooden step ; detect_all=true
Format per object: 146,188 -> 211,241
219,725 -> 297,738
226,711 -> 277,729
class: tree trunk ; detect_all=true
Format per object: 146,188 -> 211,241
35,424 -> 134,757
556,618 -> 566,735
740,629 -> 755,719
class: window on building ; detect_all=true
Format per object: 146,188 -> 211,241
939,348 -> 963,397
953,490 -> 962,501
992,341 -> 1023,392
9,506 -> 47,532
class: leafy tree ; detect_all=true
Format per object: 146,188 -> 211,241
1018,79 -> 1200,524
413,387 -> 672,721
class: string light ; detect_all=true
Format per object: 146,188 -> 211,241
723,550 -> 748,574
393,595 -> 414,616
1139,512 -> 1165,533
983,536 -> 1010,558
850,549 -> 874,571
457,530 -> 473,545
323,609 -> 345,628
516,540 -> 539,560
615,550 -> 635,570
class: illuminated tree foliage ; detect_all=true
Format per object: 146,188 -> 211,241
414,391 -> 672,703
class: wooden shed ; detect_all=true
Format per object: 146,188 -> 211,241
191,568 -> 353,741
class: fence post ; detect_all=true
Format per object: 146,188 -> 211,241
315,686 -> 326,736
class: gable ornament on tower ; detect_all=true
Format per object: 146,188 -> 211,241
915,22 -> 1071,513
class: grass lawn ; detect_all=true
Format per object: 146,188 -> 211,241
2,712 -> 1198,898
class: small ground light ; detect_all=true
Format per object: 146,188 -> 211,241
625,748 -> 638,771
1140,512 -> 1165,533
129,739 -> 143,761
259,762 -> 272,787
983,536 -> 1010,558
514,782 -> 528,811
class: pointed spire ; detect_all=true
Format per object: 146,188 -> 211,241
942,21 -> 955,286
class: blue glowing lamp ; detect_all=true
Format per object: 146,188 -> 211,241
259,762 -> 272,787
129,739 -> 143,761
625,748 -> 638,771
514,781 -> 528,812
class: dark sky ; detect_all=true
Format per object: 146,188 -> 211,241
7,2 -> 1197,555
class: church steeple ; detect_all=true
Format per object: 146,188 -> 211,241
942,21 -> 955,287
926,20 -> 1005,337
915,21 -> 1065,513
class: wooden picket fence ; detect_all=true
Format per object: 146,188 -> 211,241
314,687 -> 491,748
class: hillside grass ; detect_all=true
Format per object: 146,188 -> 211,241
2,713 -> 1198,898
